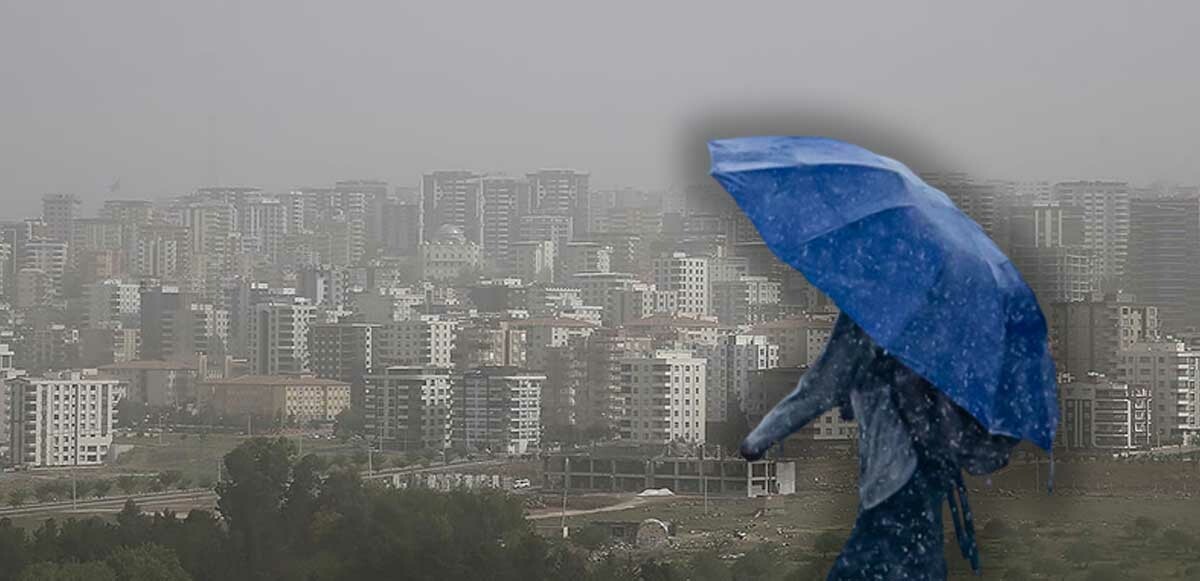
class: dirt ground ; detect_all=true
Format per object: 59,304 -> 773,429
537,457 -> 1200,580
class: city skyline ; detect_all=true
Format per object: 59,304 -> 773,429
5,2 -> 1200,217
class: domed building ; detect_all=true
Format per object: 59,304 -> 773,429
420,225 -> 482,281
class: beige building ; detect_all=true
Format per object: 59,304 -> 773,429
618,351 -> 706,445
200,375 -> 351,425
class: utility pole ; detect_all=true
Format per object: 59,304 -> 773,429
701,444 -> 709,516
560,456 -> 570,539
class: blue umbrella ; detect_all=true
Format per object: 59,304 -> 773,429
708,136 -> 1058,450
709,136 -> 1058,578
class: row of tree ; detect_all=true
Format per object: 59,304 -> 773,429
2,437 -> 848,580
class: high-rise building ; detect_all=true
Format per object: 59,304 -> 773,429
1050,295 -> 1161,379
1053,180 -> 1130,288
130,224 -> 190,280
480,176 -> 527,272
140,285 -> 192,361
527,169 -> 590,238
71,218 -> 124,262
702,334 -> 779,423
920,173 -> 1001,240
183,202 -> 238,298
364,366 -> 452,451
377,316 -> 456,368
20,239 -> 69,301
455,366 -> 544,455
334,179 -> 388,252
8,370 -> 120,467
562,242 -> 612,278
41,193 -> 81,244
711,276 -> 781,325
519,214 -> 573,258
1127,197 -> 1200,331
510,241 -> 555,284
1005,203 -> 1093,305
249,298 -> 316,375
1058,374 -> 1145,450
83,279 -> 142,328
0,344 -> 15,448
749,314 -> 837,367
0,241 -> 10,300
422,171 -> 483,244
617,351 -> 706,445
308,322 -> 378,407
653,252 -> 709,318
240,198 -> 288,263
1117,341 -> 1200,444
297,266 -> 348,307
381,200 -> 421,256
451,317 -> 526,370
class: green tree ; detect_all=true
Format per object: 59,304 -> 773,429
8,489 -> 30,508
215,438 -> 295,580
115,399 -> 148,429
17,561 -> 117,581
0,518 -> 32,581
333,407 -> 364,440
571,525 -> 610,550
116,476 -> 139,496
106,544 -> 191,581
157,471 -> 183,490
92,480 -> 113,499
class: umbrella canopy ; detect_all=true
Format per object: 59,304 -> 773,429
709,136 -> 1057,450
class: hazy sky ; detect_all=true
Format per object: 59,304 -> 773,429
2,1 -> 1199,217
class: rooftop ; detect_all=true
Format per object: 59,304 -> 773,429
203,375 -> 350,387
99,360 -> 197,371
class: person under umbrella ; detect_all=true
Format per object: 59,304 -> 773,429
709,137 -> 1058,580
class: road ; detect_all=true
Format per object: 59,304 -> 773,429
526,496 -> 654,520
0,458 -> 508,520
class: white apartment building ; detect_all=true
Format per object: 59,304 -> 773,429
618,351 -> 706,445
249,298 -> 316,375
8,371 -> 121,467
84,279 -> 142,328
702,334 -> 779,422
653,252 -> 709,318
455,367 -> 544,455
378,316 -> 457,368
1118,341 -> 1200,445
711,275 -> 782,325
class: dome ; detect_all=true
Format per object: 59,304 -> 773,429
434,224 -> 466,243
